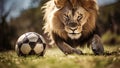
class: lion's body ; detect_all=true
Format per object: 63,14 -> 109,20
42,0 -> 104,55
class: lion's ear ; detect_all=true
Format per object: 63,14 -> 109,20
54,0 -> 67,9
81,0 -> 98,11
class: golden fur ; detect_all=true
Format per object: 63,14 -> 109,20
42,0 -> 98,44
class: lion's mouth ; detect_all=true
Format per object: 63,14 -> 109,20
69,33 -> 80,35
68,32 -> 81,39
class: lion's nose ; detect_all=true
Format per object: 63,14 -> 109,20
68,22 -> 77,28
68,22 -> 78,31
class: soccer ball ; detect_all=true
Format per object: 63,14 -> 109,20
15,32 -> 46,56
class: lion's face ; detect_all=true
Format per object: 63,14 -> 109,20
43,0 -> 97,40
58,6 -> 89,39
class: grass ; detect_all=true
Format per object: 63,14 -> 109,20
102,31 -> 120,44
0,45 -> 120,68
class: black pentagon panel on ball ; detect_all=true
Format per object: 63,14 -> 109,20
43,43 -> 46,50
37,38 -> 43,43
35,43 -> 46,56
17,41 -> 23,49
41,43 -> 46,56
29,42 -> 36,49
29,50 -> 36,55
22,37 -> 29,43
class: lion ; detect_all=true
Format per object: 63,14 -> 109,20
42,0 -> 104,55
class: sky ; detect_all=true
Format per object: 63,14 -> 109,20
0,0 -> 41,22
0,0 -> 118,22
97,0 -> 117,6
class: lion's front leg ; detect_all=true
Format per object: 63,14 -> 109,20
90,34 -> 104,55
56,41 -> 83,55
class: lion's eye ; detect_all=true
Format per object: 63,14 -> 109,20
64,14 -> 69,21
77,14 -> 83,21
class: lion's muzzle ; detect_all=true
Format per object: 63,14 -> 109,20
65,22 -> 82,39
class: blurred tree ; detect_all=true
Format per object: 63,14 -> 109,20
98,1 -> 120,44
98,1 -> 120,34
0,0 -> 16,51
